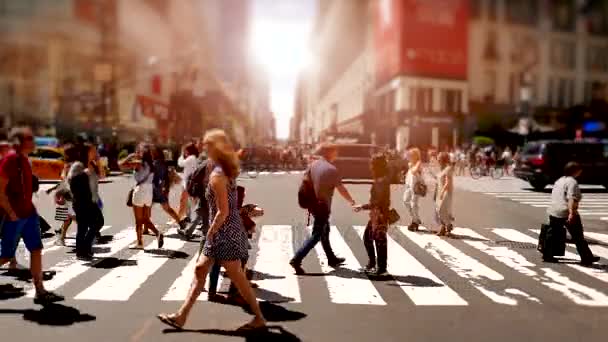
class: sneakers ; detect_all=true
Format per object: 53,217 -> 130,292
157,233 -> 165,249
33,291 -> 64,305
581,256 -> 601,266
362,263 -> 376,273
328,257 -> 346,268
289,260 -> 306,275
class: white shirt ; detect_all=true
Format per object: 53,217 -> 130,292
178,155 -> 198,182
548,176 -> 581,218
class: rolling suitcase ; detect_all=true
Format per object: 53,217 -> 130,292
537,223 -> 566,256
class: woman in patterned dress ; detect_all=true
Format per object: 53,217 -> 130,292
157,129 -> 266,331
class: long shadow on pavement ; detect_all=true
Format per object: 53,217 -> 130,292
163,325 -> 301,341
0,303 -> 96,326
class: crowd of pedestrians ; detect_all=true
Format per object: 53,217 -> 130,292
0,125 -> 600,333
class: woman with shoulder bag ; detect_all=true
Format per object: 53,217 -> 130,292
403,147 -> 425,231
355,154 -> 392,277
130,144 -> 163,250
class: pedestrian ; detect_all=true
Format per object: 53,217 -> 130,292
544,162 -> 600,266
403,147 -> 424,231
51,161 -> 75,246
289,142 -> 356,274
149,145 -> 187,232
354,153 -> 391,276
129,144 -> 163,250
177,143 -> 199,221
85,142 -> 104,240
0,127 -> 64,304
65,144 -> 104,260
157,129 -> 266,331
435,152 -> 455,237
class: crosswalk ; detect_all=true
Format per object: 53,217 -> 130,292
4,224 -> 608,308
482,191 -> 608,221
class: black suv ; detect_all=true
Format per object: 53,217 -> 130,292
514,140 -> 608,191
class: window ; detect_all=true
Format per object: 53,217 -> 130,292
483,31 -> 499,62
409,87 -> 433,112
488,0 -> 498,21
555,78 -> 575,108
471,0 -> 482,18
550,40 -> 576,69
506,0 -> 538,26
483,70 -> 497,102
551,0 -> 576,32
587,45 -> 608,72
586,1 -> 608,36
441,89 -> 462,113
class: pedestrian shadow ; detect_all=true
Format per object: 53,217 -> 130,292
0,303 -> 96,326
221,300 -> 307,323
0,290 -> 25,301
250,270 -> 285,281
162,233 -> 182,240
254,287 -> 296,303
554,258 -> 608,271
99,179 -> 113,184
163,325 -> 301,341
1,269 -> 56,281
88,257 -> 137,269
96,235 -> 114,245
145,249 -> 189,259
305,268 -> 443,287
41,232 -> 55,239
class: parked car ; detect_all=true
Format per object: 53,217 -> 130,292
514,140 -> 608,191
312,144 -> 405,184
29,147 -> 64,180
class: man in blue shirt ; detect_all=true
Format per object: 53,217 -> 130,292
290,143 -> 357,274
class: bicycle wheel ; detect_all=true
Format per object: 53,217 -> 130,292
470,166 -> 482,179
491,167 -> 503,180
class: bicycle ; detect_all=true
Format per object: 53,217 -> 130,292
470,164 -> 503,180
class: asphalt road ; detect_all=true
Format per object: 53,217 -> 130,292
1,172 -> 608,342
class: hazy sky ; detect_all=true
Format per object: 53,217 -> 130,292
251,0 -> 317,140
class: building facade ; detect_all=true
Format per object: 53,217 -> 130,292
296,0 -> 608,150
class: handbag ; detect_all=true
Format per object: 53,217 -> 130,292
387,208 -> 400,225
414,180 -> 427,197
126,188 -> 134,207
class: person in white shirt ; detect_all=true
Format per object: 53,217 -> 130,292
545,162 -> 599,266
177,143 -> 200,221
501,147 -> 513,175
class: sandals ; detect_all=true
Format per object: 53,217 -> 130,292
157,313 -> 184,330
33,291 -> 65,305
157,234 -> 165,249
236,320 -> 267,332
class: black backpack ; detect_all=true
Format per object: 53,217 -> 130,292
186,161 -> 210,198
298,168 -> 317,210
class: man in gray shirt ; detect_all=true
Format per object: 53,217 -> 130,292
290,143 -> 357,274
545,162 -> 598,266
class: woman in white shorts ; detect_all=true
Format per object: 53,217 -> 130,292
130,144 -> 163,250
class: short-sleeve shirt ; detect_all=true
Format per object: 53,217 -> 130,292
0,152 -> 35,218
310,158 -> 341,212
548,176 -> 581,218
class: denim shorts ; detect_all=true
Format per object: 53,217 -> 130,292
0,213 -> 43,258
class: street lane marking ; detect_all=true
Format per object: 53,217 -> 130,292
75,229 -> 185,301
464,228 -> 608,306
308,225 -> 386,305
584,232 -> 608,245
252,225 -> 301,303
41,225 -> 112,255
530,229 -> 608,260
27,226 -> 135,297
495,229 -> 608,286
353,226 -> 467,306
161,252 -> 226,302
400,226 -> 527,305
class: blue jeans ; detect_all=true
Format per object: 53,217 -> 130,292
292,209 -> 337,264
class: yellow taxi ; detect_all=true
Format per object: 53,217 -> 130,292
29,147 -> 65,180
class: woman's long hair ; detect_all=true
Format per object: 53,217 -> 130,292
204,129 -> 240,179
139,144 -> 154,170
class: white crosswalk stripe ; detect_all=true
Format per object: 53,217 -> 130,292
482,191 -> 608,221
309,225 -> 386,305
353,226 -> 467,306
6,224 -> 608,307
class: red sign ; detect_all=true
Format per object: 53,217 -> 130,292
374,0 -> 469,84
